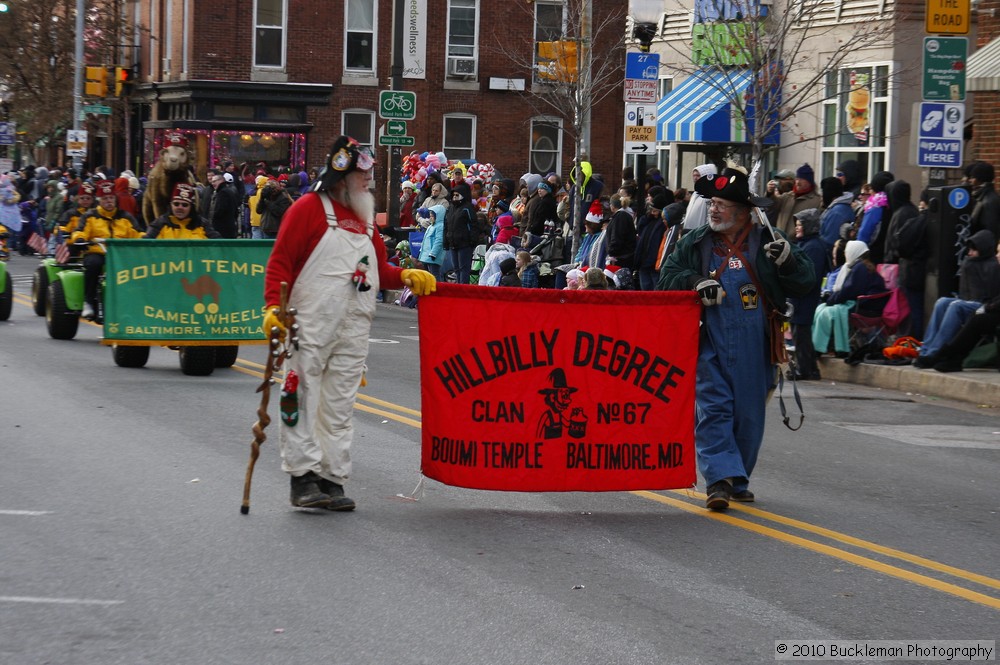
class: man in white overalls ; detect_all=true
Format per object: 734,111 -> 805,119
264,136 -> 437,510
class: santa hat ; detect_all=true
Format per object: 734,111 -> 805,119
171,183 -> 197,204
585,200 -> 604,224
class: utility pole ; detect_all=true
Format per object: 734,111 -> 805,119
72,0 -> 84,171
386,0 -> 404,226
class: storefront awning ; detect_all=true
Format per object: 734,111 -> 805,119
656,68 -> 753,143
968,37 -> 1000,92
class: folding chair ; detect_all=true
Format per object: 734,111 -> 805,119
848,288 -> 910,352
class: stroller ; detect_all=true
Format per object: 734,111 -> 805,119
469,244 -> 487,285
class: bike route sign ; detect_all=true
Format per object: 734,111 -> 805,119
379,90 -> 416,120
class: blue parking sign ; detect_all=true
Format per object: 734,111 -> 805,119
0,122 -> 15,146
625,53 -> 659,81
917,102 -> 964,168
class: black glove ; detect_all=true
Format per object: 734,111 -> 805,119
763,237 -> 791,266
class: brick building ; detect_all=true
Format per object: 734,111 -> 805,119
127,0 -> 627,208
968,0 -> 1000,167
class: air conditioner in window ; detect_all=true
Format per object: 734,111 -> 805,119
448,58 -> 477,77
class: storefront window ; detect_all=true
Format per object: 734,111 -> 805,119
144,129 -> 308,178
820,63 -> 891,183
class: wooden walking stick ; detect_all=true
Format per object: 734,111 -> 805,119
241,282 -> 297,514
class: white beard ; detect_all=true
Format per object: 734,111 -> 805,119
708,218 -> 737,233
340,186 -> 376,223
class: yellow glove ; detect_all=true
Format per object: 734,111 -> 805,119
401,268 -> 437,296
262,304 -> 286,342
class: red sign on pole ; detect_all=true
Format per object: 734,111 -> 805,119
418,285 -> 699,492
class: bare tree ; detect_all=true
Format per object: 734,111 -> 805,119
656,0 -> 915,187
488,0 -> 628,252
0,0 -> 126,159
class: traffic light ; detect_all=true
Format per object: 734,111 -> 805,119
114,65 -> 133,97
85,66 -> 109,97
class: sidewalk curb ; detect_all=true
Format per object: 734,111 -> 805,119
818,357 -> 1000,407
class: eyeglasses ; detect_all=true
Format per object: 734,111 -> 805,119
708,200 -> 741,211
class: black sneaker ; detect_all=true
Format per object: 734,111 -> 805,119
913,354 -> 937,369
731,489 -> 755,502
289,472 -> 332,508
317,477 -> 357,512
705,480 -> 732,511
933,358 -> 964,373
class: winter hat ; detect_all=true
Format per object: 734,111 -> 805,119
970,161 -> 995,183
694,166 -> 772,208
537,181 -> 552,193
820,176 -> 844,208
650,193 -> 670,211
497,211 -> 514,228
585,200 -> 604,224
793,208 -> 822,236
845,240 -> 869,266
128,176 -> 141,190
694,163 -> 718,178
584,267 -> 608,289
663,202 -> 686,226
171,183 -> 197,205
312,135 -> 375,192
499,257 -> 517,275
255,175 -> 269,188
795,163 -> 815,185
870,171 -> 894,193
773,168 -> 795,179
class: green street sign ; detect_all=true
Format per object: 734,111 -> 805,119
923,36 -> 967,101
386,120 -> 407,136
378,135 -> 415,147
379,90 -> 416,120
83,104 -> 113,115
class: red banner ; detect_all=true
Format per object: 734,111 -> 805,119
418,284 -> 700,492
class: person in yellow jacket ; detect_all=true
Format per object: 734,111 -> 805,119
145,184 -> 221,240
57,182 -> 96,236
248,175 -> 269,239
70,179 -> 143,319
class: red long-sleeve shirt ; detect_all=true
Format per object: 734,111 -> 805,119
264,192 -> 404,305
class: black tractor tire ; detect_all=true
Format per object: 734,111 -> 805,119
213,345 -> 239,368
0,272 -> 11,321
31,266 -> 49,316
45,281 -> 79,340
179,346 -> 216,376
112,344 -> 150,368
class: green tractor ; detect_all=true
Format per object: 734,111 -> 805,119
32,255 -> 72,316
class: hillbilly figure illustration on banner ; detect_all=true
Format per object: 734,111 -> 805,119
418,285 -> 701,492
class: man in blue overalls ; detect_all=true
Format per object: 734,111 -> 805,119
657,167 -> 814,510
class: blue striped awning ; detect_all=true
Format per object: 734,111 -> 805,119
656,68 -> 753,143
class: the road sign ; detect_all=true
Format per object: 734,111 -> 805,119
0,121 -> 15,146
624,79 -> 657,103
916,102 -> 964,167
386,120 -> 407,136
82,104 -> 113,115
66,129 -> 88,158
625,52 -> 660,81
925,0 -> 970,34
378,135 -> 416,147
948,187 -> 970,209
379,90 -> 416,120
624,103 -> 658,152
923,37 -> 966,101
625,142 -> 654,154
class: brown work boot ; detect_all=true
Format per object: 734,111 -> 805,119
289,471 -> 332,508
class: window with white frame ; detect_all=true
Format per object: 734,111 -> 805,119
530,118 -> 562,175
533,1 -> 565,83
446,0 -> 478,79
254,0 -> 286,68
345,0 -> 376,72
342,110 -> 375,151
443,115 -> 476,160
820,63 -> 891,182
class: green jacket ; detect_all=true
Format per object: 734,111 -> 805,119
656,222 -> 815,309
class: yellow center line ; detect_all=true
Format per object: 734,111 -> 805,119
212,358 -> 1000,609
633,490 -> 1000,610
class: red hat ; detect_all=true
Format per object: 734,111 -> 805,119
95,180 -> 115,197
171,183 -> 196,204
165,133 -> 188,149
78,182 -> 96,197
277,173 -> 289,182
585,200 -> 604,224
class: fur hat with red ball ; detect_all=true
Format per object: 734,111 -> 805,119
585,199 -> 605,224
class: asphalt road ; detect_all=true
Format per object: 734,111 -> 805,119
1,253 -> 998,665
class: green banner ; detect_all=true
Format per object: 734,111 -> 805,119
103,239 -> 273,342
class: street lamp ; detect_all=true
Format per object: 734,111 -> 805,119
629,0 -> 662,53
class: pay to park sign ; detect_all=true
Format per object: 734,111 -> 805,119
103,239 -> 273,343
418,285 -> 699,492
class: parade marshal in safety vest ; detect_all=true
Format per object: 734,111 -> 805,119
263,135 -> 437,511
657,166 -> 814,511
